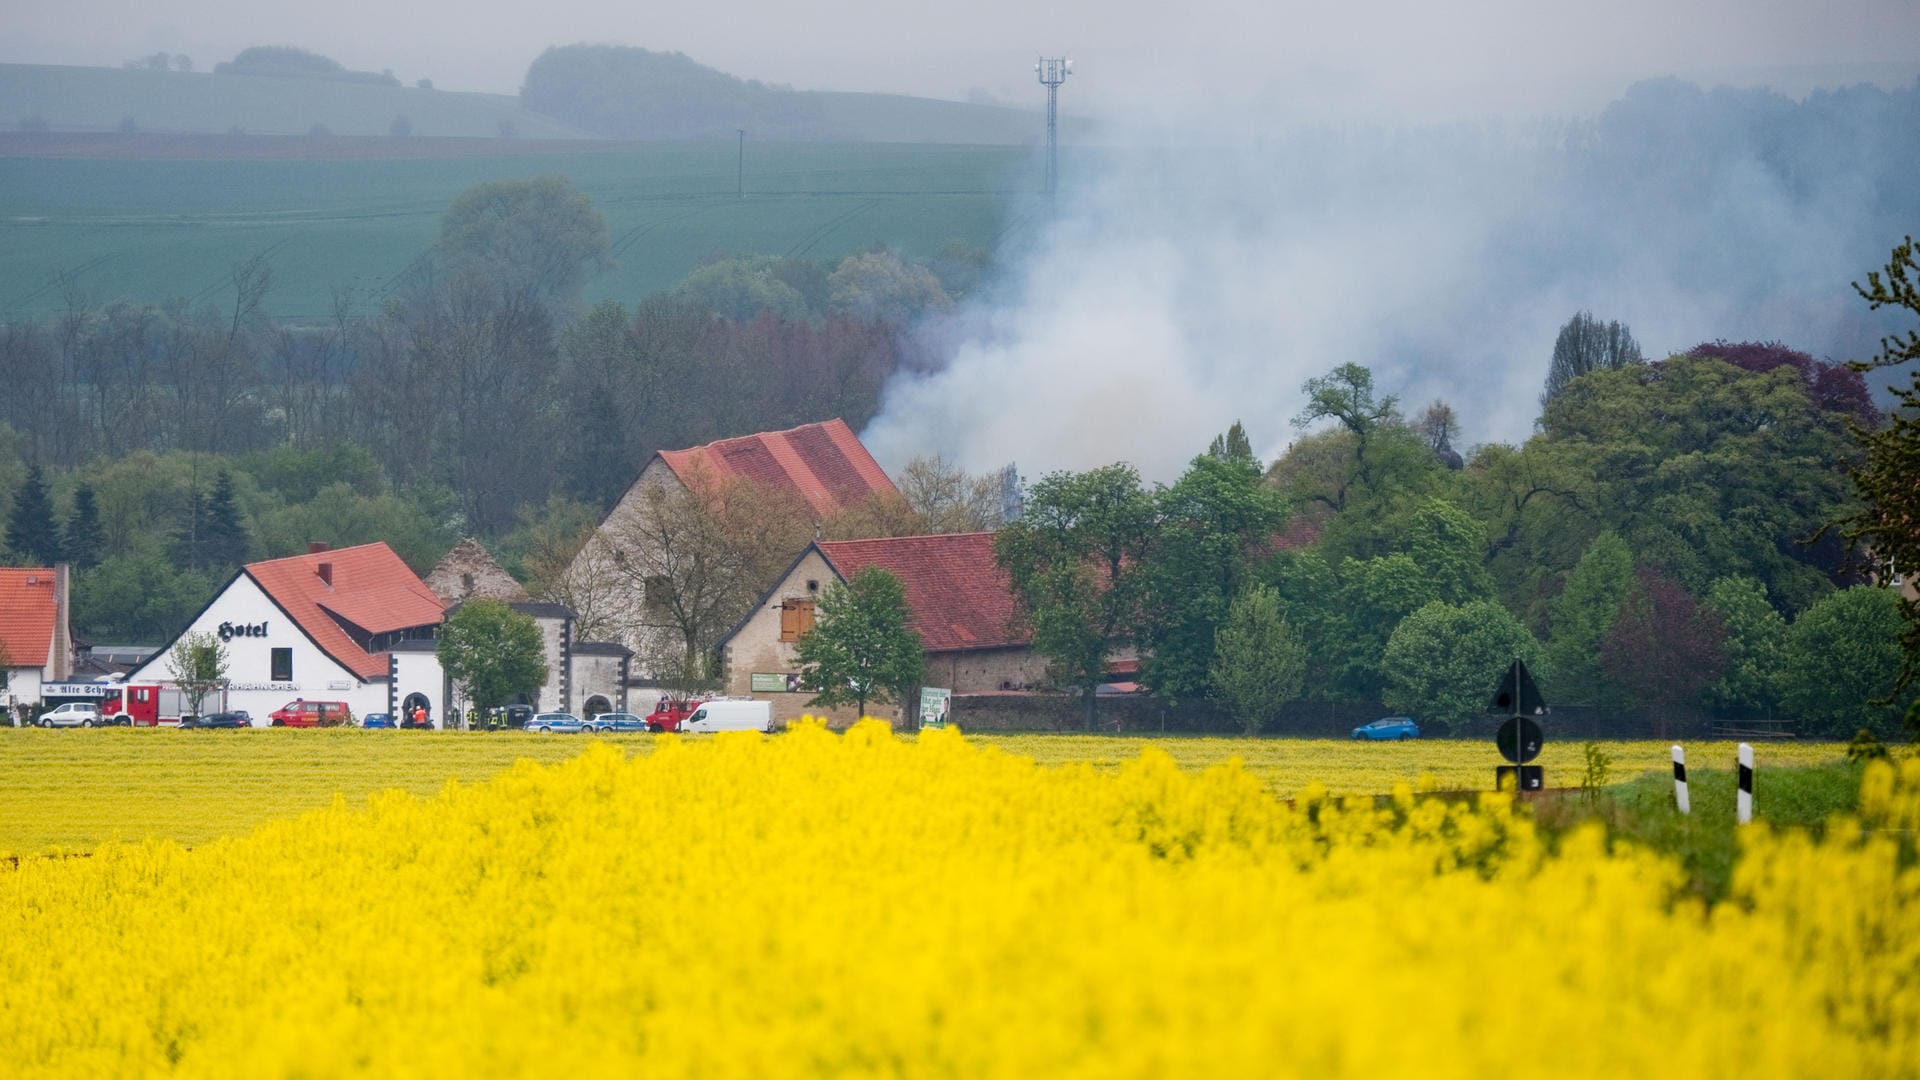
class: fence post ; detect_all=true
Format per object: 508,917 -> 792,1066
1736,742 -> 1754,825
1671,745 -> 1689,815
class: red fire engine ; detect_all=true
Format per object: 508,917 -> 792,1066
99,683 -> 219,726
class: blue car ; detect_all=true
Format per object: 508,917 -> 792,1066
589,712 -> 647,733
361,712 -> 396,729
526,712 -> 588,734
1352,717 -> 1420,741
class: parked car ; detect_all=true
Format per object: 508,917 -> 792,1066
1351,717 -> 1420,741
683,700 -> 773,733
182,710 -> 253,730
525,712 -> 588,734
589,712 -> 647,733
269,700 -> 353,728
477,704 -> 533,731
361,712 -> 396,729
35,702 -> 103,728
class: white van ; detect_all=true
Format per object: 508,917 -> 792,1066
682,699 -> 772,733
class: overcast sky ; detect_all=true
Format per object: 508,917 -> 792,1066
4,0 -> 1917,118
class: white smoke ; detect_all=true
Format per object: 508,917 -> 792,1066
861,93 -> 1909,483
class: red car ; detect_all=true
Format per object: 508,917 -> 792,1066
269,700 -> 353,727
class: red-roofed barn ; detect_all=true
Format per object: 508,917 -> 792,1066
716,532 -> 1046,727
566,419 -> 903,692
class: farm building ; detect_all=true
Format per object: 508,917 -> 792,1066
563,417 -> 902,703
0,565 -> 75,717
128,543 -> 446,724
717,532 -> 1046,728
128,541 -> 599,726
425,537 -> 531,604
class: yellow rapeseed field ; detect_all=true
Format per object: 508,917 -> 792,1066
0,726 -> 1842,855
1,721 -> 1914,1077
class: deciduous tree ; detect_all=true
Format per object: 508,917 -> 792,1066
1779,586 -> 1909,737
1541,355 -> 1858,612
1703,575 -> 1787,716
1835,236 -> 1920,688
166,630 -> 229,716
893,455 -> 1014,534
1137,442 -> 1288,702
795,566 -> 925,721
1600,568 -> 1727,737
600,471 -> 813,693
1209,584 -> 1307,736
1546,532 -> 1635,706
995,464 -> 1153,731
827,251 -> 951,325
1542,310 -> 1642,405
435,174 -> 610,305
436,599 -> 549,717
1382,600 -> 1544,734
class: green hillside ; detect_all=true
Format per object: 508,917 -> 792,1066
0,63 -> 586,139
0,139 -> 1041,321
518,44 -> 1056,144
810,91 -> 1055,145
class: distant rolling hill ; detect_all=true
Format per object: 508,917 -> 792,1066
0,63 -> 588,139
0,59 -> 1062,145
0,54 -> 1067,322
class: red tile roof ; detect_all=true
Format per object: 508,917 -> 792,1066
658,419 -> 899,519
245,544 -> 445,680
816,532 -> 1027,653
0,568 -> 57,671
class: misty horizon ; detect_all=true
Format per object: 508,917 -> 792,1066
4,0 -> 1918,121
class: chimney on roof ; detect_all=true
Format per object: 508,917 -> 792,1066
51,563 -> 73,681
309,542 -> 330,555
318,562 -> 333,587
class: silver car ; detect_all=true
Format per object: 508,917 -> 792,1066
36,702 -> 103,728
588,712 -> 647,733
525,712 -> 588,733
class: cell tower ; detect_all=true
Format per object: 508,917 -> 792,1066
1035,56 -> 1072,196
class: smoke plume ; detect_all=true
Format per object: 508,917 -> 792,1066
862,78 -> 1920,482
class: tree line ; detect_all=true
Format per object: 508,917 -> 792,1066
996,318 -> 1910,739
0,174 -> 972,643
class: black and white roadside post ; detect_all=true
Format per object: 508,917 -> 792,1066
1672,745 -> 1690,815
1736,743 -> 1754,825
1489,657 -> 1548,791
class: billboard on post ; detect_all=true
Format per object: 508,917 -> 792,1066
919,687 -> 952,730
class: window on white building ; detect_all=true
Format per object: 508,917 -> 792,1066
271,648 -> 293,682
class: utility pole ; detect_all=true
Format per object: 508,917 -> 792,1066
736,129 -> 745,200
1035,57 -> 1071,197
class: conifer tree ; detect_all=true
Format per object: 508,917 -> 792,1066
4,464 -> 62,566
174,485 -> 211,572
62,485 -> 101,570
203,471 -> 250,570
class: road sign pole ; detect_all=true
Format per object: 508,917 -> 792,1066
1736,743 -> 1753,825
1671,745 -> 1689,815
